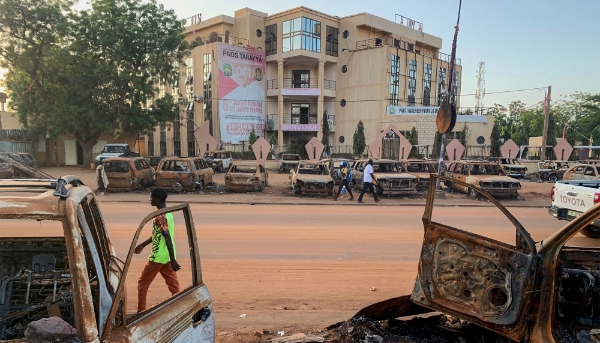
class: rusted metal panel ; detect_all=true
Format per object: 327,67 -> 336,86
224,163 -> 267,192
155,158 -> 198,192
103,157 -> 154,191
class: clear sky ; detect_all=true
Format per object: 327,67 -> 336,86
2,0 -> 598,109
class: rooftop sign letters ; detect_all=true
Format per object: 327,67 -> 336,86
281,88 -> 321,96
387,106 -> 440,115
281,124 -> 319,131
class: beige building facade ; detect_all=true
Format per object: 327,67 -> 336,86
146,6 -> 469,157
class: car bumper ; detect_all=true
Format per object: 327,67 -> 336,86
548,205 -> 600,227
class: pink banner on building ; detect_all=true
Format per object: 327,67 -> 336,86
218,43 -> 266,143
281,124 -> 319,131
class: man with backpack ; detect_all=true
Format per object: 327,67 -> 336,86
334,161 -> 354,201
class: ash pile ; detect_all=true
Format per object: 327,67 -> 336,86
324,315 -> 511,343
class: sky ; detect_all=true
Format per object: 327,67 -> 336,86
1,0 -> 599,110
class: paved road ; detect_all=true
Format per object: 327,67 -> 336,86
84,201 -> 591,333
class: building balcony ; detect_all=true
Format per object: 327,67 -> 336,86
193,33 -> 248,47
265,79 -> 336,97
266,114 -> 335,132
354,36 -> 461,65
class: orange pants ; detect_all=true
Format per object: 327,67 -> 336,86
137,261 -> 180,312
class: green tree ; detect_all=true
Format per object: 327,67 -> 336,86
248,126 -> 257,146
490,121 -> 501,157
431,131 -> 442,158
321,111 -> 330,155
269,132 -> 277,146
408,126 -> 418,158
0,0 -> 189,167
353,121 -> 366,157
459,123 -> 469,147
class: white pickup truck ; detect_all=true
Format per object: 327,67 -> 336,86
548,179 -> 600,238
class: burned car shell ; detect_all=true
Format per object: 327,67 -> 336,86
279,154 -> 302,173
324,158 -> 355,185
401,159 -> 438,191
563,164 -> 600,181
407,174 -> 600,343
192,158 -> 215,188
203,150 -> 233,173
489,157 -> 528,179
225,162 -> 269,192
102,157 -> 154,191
155,157 -> 200,192
353,159 -> 417,195
0,177 -> 214,343
538,161 -> 569,182
290,161 -> 334,196
445,160 -> 520,198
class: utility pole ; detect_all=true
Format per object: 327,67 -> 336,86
474,62 -> 485,115
540,86 -> 551,161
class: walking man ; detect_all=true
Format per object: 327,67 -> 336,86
135,188 -> 181,312
334,161 -> 354,201
357,159 -> 380,203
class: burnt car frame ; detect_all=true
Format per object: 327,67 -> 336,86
489,157 -> 528,179
224,162 -> 269,192
278,154 -> 302,173
562,163 -> 600,181
155,157 -> 205,192
101,157 -> 154,191
538,160 -> 570,182
445,160 -> 521,199
353,159 -> 417,196
323,158 -> 355,187
0,177 -> 214,342
290,161 -> 334,197
358,174 -> 600,342
203,150 -> 233,173
401,159 -> 438,191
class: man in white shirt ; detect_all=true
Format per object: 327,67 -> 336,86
357,159 -> 380,203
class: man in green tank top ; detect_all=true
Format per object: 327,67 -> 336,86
134,188 -> 181,312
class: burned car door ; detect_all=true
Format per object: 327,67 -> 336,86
103,204 -> 214,342
412,175 -> 537,342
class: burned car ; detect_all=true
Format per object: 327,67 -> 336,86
445,160 -> 520,198
353,159 -> 417,196
192,158 -> 215,187
401,159 -> 438,191
203,150 -> 232,173
538,160 -> 570,182
155,157 -> 204,192
101,157 -> 154,191
489,157 -> 528,179
0,176 -> 214,342
290,161 -> 334,196
563,164 -> 600,181
225,162 -> 269,192
324,158 -> 355,186
0,161 -> 14,178
357,174 -> 600,343
279,154 -> 301,173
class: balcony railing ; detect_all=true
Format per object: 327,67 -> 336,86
283,78 -> 318,89
283,113 -> 318,124
355,36 -> 461,65
267,114 -> 278,131
323,80 -> 336,91
267,79 -> 278,90
193,34 -> 248,47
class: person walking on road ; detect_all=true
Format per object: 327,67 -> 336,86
135,188 -> 181,312
357,159 -> 380,203
334,161 -> 354,201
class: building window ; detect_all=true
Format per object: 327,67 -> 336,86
291,103 -> 317,124
407,60 -> 417,106
437,67 -> 447,105
282,17 -> 321,53
452,71 -> 459,105
265,24 -> 277,56
173,116 -> 181,157
159,122 -> 167,157
423,63 -> 432,106
185,57 -> 194,109
203,53 -> 213,136
187,112 -> 195,157
389,54 -> 400,106
147,130 -> 154,156
325,26 -> 338,57
292,70 -> 310,88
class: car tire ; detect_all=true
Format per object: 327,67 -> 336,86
172,182 -> 183,193
293,185 -> 302,196
217,165 -> 223,173
197,180 -> 204,191
581,225 -> 600,239
548,174 -> 557,182
258,182 -> 265,192
468,188 -> 479,199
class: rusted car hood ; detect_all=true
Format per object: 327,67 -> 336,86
374,173 -> 417,179
465,175 -> 519,183
228,173 -> 257,181
296,175 -> 332,183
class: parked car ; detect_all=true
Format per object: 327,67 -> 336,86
225,162 -> 269,192
0,176 -> 214,342
102,157 -> 154,191
489,157 -> 528,178
538,160 -> 570,182
0,152 -> 26,165
353,159 -> 417,196
401,159 -> 438,191
358,174 -> 600,343
548,179 -> 600,238
444,160 -> 520,198
279,154 -> 301,173
203,150 -> 233,173
192,158 -> 215,187
0,161 -> 14,178
562,164 -> 600,181
290,161 -> 334,196
155,157 -> 203,192
94,143 -> 140,167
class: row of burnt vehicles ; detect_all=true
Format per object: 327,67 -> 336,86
288,158 -> 523,199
